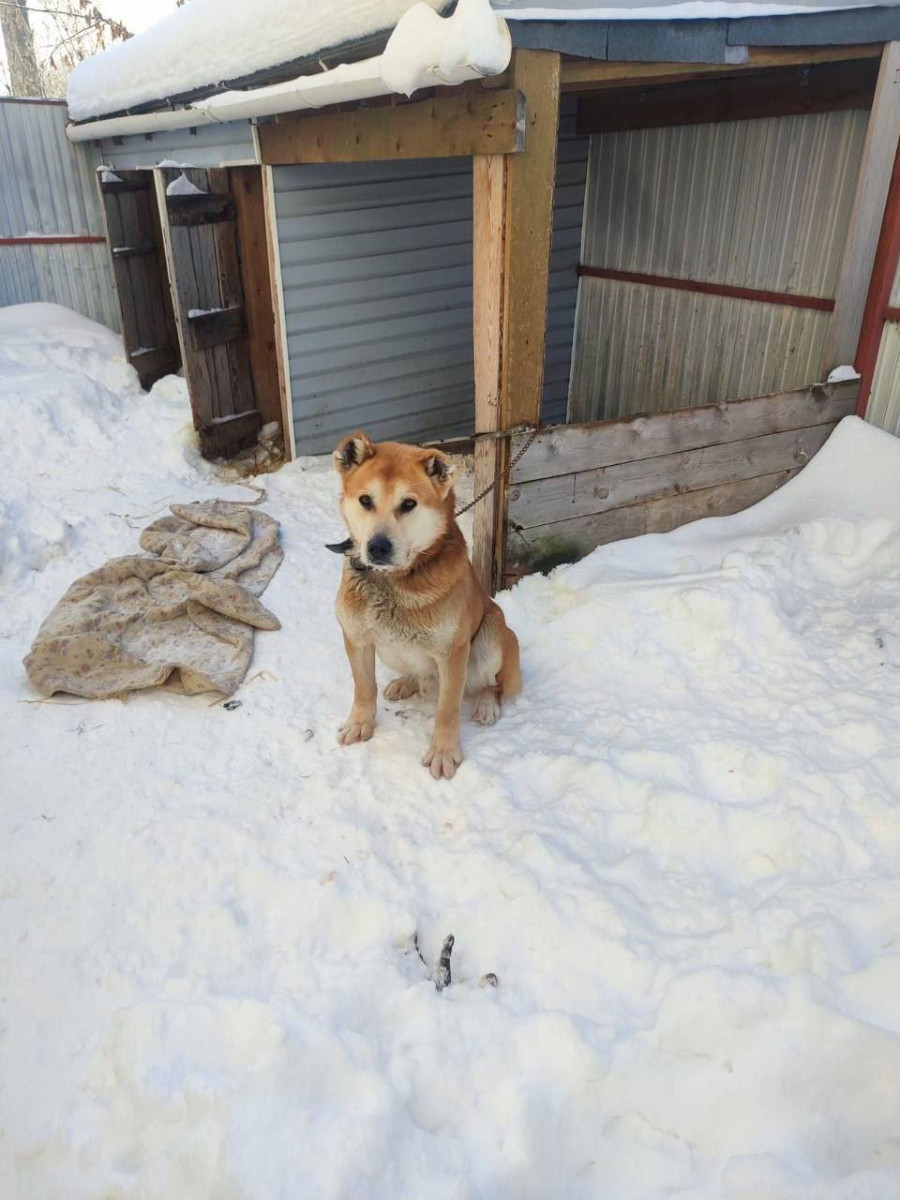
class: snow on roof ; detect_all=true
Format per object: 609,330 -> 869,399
68,0 -> 900,122
67,0 -> 448,122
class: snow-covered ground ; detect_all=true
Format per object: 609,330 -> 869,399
3,304 -> 900,1199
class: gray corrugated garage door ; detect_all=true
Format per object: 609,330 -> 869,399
273,109 -> 586,455
274,157 -> 475,455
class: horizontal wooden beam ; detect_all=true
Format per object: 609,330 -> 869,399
577,264 -> 835,312
166,193 -> 236,226
509,423 -> 834,530
510,380 -> 858,484
127,345 -> 178,382
258,87 -> 525,165
199,409 -> 262,458
506,470 -> 796,578
576,57 -> 877,134
99,177 -> 151,194
187,305 -> 245,350
561,43 -> 882,92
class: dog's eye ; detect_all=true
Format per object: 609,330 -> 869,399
398,498 -> 417,514
359,494 -> 374,511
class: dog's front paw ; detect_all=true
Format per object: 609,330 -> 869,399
337,715 -> 374,745
423,739 -> 462,780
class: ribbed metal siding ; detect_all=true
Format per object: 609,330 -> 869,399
274,157 -> 474,453
100,120 -> 256,170
570,109 -> 868,421
0,101 -> 118,329
546,101 -> 588,425
274,119 -> 587,453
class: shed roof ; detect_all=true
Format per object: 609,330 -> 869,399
68,0 -> 900,123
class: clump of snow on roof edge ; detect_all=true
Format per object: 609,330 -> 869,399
382,0 -> 511,95
67,0 -> 448,122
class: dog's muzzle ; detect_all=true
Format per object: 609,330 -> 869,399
367,534 -> 393,566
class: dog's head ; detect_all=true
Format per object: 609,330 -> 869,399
333,432 -> 455,570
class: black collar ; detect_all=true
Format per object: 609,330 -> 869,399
325,538 -> 371,573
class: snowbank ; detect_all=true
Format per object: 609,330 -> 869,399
3,304 -> 900,1198
67,0 -> 448,121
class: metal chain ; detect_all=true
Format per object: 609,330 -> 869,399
455,426 -> 540,518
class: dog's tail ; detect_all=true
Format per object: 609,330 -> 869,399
498,624 -> 522,699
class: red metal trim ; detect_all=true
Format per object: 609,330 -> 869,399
884,305 -> 900,322
0,235 -> 106,246
854,138 -> 900,416
577,264 -> 835,312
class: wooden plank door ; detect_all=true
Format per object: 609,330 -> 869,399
157,166 -> 262,460
99,169 -> 180,388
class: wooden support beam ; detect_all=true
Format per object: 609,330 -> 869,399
471,50 -> 561,593
230,165 -> 285,429
854,137 -> 900,415
825,41 -> 900,370
187,305 -> 245,350
258,87 -> 525,165
576,57 -> 877,135
261,165 -> 295,459
560,43 -> 882,92
166,193 -> 236,226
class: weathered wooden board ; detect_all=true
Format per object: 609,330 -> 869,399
259,88 -> 525,165
510,381 -> 858,484
560,44 -> 882,92
576,58 -> 876,135
509,423 -> 835,529
99,167 -> 179,389
187,305 -> 244,350
470,50 -> 561,592
506,470 -> 797,577
230,165 -> 284,428
167,193 -> 236,226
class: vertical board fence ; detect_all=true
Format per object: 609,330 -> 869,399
0,98 -> 118,330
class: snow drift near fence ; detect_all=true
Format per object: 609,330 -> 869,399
3,303 -> 900,1197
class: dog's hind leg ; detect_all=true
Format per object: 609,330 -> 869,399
497,624 -> 522,700
384,675 -> 420,701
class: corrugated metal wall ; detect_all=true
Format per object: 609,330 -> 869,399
570,109 -> 868,422
100,120 -> 256,171
274,105 -> 587,453
0,100 -> 118,330
866,259 -> 900,436
545,103 -> 589,425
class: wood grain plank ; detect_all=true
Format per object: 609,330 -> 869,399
230,166 -> 283,427
506,470 -> 797,576
511,381 -> 858,484
509,423 -> 834,529
259,88 -> 525,165
560,44 -> 882,92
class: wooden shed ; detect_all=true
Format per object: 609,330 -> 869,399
65,0 -> 900,589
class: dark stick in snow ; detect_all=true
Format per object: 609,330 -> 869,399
434,934 -> 454,992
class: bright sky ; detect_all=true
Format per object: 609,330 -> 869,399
0,0 -> 179,94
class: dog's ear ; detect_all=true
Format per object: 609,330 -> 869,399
333,432 -> 375,474
421,450 -> 455,497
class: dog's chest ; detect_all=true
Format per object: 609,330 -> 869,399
341,570 -> 448,666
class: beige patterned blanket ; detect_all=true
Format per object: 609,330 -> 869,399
24,500 -> 282,699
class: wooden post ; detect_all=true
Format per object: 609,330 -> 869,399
825,41 -> 900,370
471,49 -> 561,593
261,165 -> 296,460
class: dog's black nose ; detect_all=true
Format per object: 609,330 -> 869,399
367,534 -> 393,565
